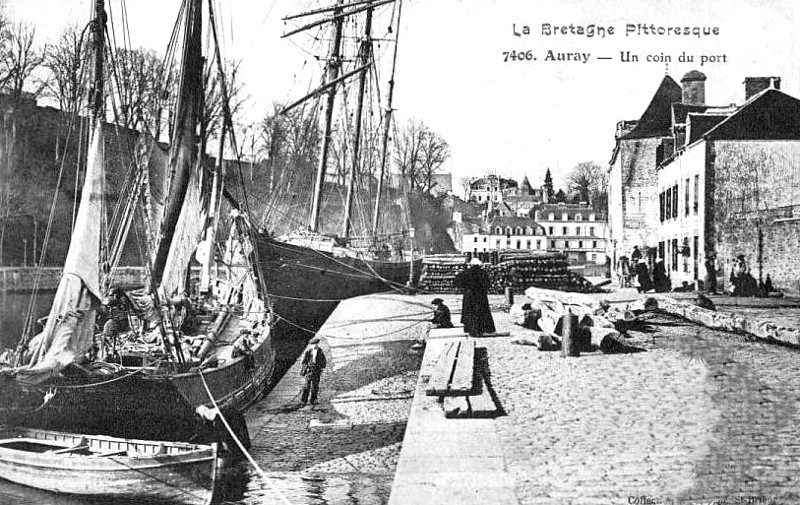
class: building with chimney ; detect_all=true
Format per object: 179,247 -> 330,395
655,73 -> 800,294
467,175 -> 518,204
533,203 -> 608,265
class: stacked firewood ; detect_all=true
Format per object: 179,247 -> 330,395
420,252 -> 603,294
419,254 -> 466,293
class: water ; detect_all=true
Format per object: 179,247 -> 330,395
0,289 -> 56,350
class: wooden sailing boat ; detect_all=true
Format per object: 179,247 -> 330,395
0,0 -> 274,442
255,0 -> 422,335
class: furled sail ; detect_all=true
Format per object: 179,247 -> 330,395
150,0 -> 203,288
16,120 -> 104,385
160,160 -> 208,296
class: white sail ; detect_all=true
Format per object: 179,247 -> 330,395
17,120 -> 104,385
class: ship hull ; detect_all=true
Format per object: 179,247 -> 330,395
255,234 -> 422,340
0,334 -> 274,442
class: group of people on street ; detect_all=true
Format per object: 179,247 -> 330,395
618,246 -> 673,293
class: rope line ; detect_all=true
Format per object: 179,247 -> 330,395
198,370 -> 293,505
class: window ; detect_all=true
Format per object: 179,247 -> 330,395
590,226 -> 595,236
562,226 -> 568,235
685,178 -> 690,216
506,238 -> 511,247
483,237 -> 487,242
516,227 -> 523,235
672,184 -> 678,218
659,192 -> 665,222
473,236 -> 478,242
578,240 -> 584,249
683,237 -> 690,273
562,213 -> 568,221
671,238 -> 678,271
589,214 -> 595,221
517,240 -> 521,249
496,227 -> 502,234
565,241 -> 570,249
592,241 -> 598,248
537,240 -> 541,249
496,239 -> 501,249
591,253 -> 597,262
548,213 -> 555,221
506,227 -> 513,236
658,241 -> 665,261
551,240 -> 556,248
665,189 -> 671,220
576,226 -> 581,235
548,226 -> 554,235
575,214 -> 582,221
527,240 -> 531,249
694,175 -> 699,214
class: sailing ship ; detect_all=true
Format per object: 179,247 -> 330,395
0,0 -> 274,442
255,0 -> 422,336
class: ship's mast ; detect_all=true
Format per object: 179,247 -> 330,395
341,4 -> 373,238
309,0 -> 345,232
90,0 -> 106,122
372,0 -> 402,236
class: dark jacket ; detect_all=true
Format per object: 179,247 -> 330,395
454,265 -> 496,336
300,346 -> 327,377
431,304 -> 454,328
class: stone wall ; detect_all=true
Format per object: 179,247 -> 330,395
610,137 -> 662,260
712,140 -> 800,295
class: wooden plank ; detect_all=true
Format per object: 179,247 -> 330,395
447,340 -> 475,396
425,341 -> 459,396
466,373 -> 498,418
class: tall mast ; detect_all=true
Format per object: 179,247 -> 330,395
90,0 -> 106,122
151,0 -> 203,285
372,0 -> 402,236
309,0 -> 345,232
341,4 -> 373,238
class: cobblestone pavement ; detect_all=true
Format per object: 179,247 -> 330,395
231,294 -> 430,505
476,291 -> 800,505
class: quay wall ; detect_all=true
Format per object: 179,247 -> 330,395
0,267 -> 146,292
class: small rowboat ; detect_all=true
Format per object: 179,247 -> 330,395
0,428 -> 217,505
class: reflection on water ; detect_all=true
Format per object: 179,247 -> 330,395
0,465 -> 391,505
0,290 -> 56,349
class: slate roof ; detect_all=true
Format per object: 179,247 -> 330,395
621,75 -> 682,140
702,88 -> 800,141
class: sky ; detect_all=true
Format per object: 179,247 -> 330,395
6,0 -> 800,194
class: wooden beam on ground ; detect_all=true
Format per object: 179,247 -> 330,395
425,341 -> 459,396
448,339 -> 475,395
466,373 -> 498,418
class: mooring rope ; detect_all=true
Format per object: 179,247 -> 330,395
198,370 -> 292,505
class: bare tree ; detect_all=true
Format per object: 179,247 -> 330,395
0,21 -> 45,97
394,119 -> 450,192
202,59 -> 247,150
112,47 -> 174,139
567,161 -> 607,209
42,22 -> 87,116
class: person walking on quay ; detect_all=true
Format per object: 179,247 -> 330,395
300,337 -> 327,405
636,259 -> 653,293
631,245 -> 642,263
430,298 -> 454,328
454,257 -> 495,337
704,253 -> 718,294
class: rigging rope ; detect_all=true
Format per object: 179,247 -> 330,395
198,370 -> 293,505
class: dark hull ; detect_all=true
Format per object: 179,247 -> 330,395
255,234 -> 422,339
1,336 -> 274,442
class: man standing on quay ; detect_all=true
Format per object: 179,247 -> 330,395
300,337 -> 327,405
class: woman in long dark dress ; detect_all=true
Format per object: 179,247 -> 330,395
454,258 -> 496,337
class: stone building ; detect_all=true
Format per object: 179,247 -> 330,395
467,175 -> 518,204
533,203 -> 608,265
655,75 -> 800,294
607,74 -> 682,267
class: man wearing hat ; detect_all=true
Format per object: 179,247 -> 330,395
300,337 -> 327,405
430,298 -> 454,328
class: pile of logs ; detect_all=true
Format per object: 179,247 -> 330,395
420,252 -> 603,294
514,286 -> 636,354
418,254 -> 466,293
